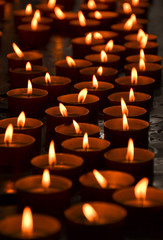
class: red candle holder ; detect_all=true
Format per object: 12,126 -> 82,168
88,30 -> 118,43
126,54 -> 162,65
124,41 -> 158,55
124,33 -> 157,42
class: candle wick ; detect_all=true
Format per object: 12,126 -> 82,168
6,141 -> 9,147
27,94 -> 30,98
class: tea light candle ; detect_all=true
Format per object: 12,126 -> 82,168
32,73 -> 71,104
0,206 -> 61,240
104,116 -> 149,148
7,80 -> 48,116
22,15 -> 53,28
0,180 -> 17,205
15,170 -> 72,215
56,56 -> 92,83
124,32 -> 157,42
80,1 -> 108,17
117,4 -> 145,20
105,139 -> 154,181
14,3 -> 33,28
79,169 -> 135,201
124,41 -> 158,55
10,62 -> 47,88
35,2 -> 62,17
80,66 -> 118,83
62,134 -> 110,170
126,52 -> 162,65
64,202 -> 127,240
88,30 -> 118,43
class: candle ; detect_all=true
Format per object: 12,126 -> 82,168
35,0 -> 61,17
124,40 -> 158,55
32,73 -> 71,104
62,133 -> 110,170
124,29 -> 157,42
14,3 -> 33,29
80,66 -> 118,83
104,115 -> 149,148
88,30 -> 118,43
104,139 -> 154,181
56,56 -> 92,83
117,3 -> 145,20
80,0 -> 108,17
7,80 -> 48,116
64,202 -> 127,240
15,169 -> 72,215
7,43 -> 43,70
0,206 -> 62,239
10,61 -> 47,88
31,140 -> 84,182
93,0 -> 117,11
22,11 -> 53,28
79,169 -> 135,201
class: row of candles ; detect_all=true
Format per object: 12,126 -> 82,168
0,0 -> 163,239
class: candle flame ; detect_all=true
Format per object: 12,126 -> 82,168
27,80 -> 32,96
25,4 -> 32,15
78,88 -> 88,103
42,169 -> 51,189
123,3 -> 132,14
124,18 -> 133,31
85,33 -> 92,45
130,14 -> 137,24
48,140 -> 56,166
73,120 -> 81,134
12,43 -> 24,58
94,11 -> 102,19
83,132 -> 89,150
34,10 -> 41,22
93,32 -> 103,39
140,34 -> 148,48
105,40 -> 114,52
123,114 -> 129,131
92,75 -> 98,89
59,103 -> 68,117
4,124 -> 13,145
78,11 -> 86,27
45,72 -> 51,84
48,0 -> 56,9
132,0 -> 139,7
140,49 -> 145,61
131,67 -> 138,84
26,62 -> 32,72
66,56 -> 76,67
129,88 -> 135,102
17,111 -> 26,128
82,203 -> 99,223
54,7 -> 65,20
121,98 -> 128,116
126,138 -> 134,162
100,50 -> 108,62
139,58 -> 146,71
21,207 -> 33,236
31,17 -> 38,31
134,177 -> 149,201
97,66 -> 103,76
87,0 -> 96,9
93,169 -> 108,188
137,29 -> 145,42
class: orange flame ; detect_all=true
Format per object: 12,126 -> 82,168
140,49 -> 145,60
73,120 -> 81,134
34,10 -> 41,22
26,62 -> 32,72
137,29 -> 145,42
94,11 -> 102,19
85,33 -> 92,45
97,66 -> 103,76
105,40 -> 114,52
42,169 -> 51,189
92,75 -> 98,89
132,0 -> 139,7
129,88 -> 135,102
126,138 -> 134,162
78,88 -> 88,103
48,140 -> 56,166
45,72 -> 51,84
139,58 -> 146,71
124,18 -> 133,31
21,207 -> 33,237
82,204 -> 98,223
4,124 -> 13,145
54,7 -> 65,20
131,67 -> 138,84
87,0 -> 96,9
78,11 -> 86,27
17,111 -> 26,128
27,80 -> 32,96
94,32 -> 103,40
100,50 -> 108,62
140,34 -> 148,48
48,0 -> 56,9
123,114 -> 129,130
134,177 -> 149,201
59,103 -> 68,117
12,43 -> 24,58
121,98 -> 128,116
31,17 -> 38,31
93,169 -> 108,188
25,4 -> 32,15
123,3 -> 132,14
83,132 -> 89,150
130,14 -> 137,24
66,56 -> 76,67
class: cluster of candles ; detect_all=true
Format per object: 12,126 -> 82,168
0,0 -> 163,239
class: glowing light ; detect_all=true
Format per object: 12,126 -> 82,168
54,7 -> 65,20
93,169 -> 108,188
122,3 -> 132,14
126,138 -> 134,162
85,33 -> 92,45
100,50 -> 108,62
42,169 -> 51,189
73,120 -> 81,134
66,56 -> 76,67
105,40 -> 114,52
78,11 -> 86,27
94,11 -> 102,19
129,88 -> 135,102
45,72 -> 51,84
17,111 -> 26,128
21,207 -> 33,236
123,114 -> 129,131
48,140 -> 56,166
131,67 -> 138,85
78,88 -> 88,103
134,178 -> 149,201
4,124 -> 13,145
31,17 -> 38,31
92,75 -> 98,89
97,66 -> 103,76
26,62 -> 32,72
27,80 -> 32,96
59,103 -> 68,117
12,43 -> 24,58
82,203 -> 98,223
121,98 -> 128,116
139,58 -> 146,71
87,0 -> 96,9
83,132 -> 89,150
25,4 -> 32,15
48,0 -> 56,9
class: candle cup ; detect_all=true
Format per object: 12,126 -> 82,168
57,93 -> 100,119
126,54 -> 162,65
18,24 -> 50,49
104,118 -> 149,148
0,180 -> 17,206
0,118 -> 43,155
69,19 -> 100,38
93,0 -> 117,11
103,105 -> 148,121
85,53 -> 120,69
45,105 -> 89,141
71,37 -> 104,59
117,8 -> 146,20
80,3 -> 108,17
13,9 -> 33,29
31,153 -> 84,183
10,65 -> 47,88
35,3 -> 63,17
21,16 -> 53,28
62,137 -> 110,171
80,66 -> 118,83
55,122 -> 100,150
105,148 -> 154,182
7,51 -> 43,70
7,88 -> 48,117
88,30 -> 118,43
64,202 -> 127,240
124,41 -> 158,56
56,59 -> 92,83
74,81 -> 114,108
0,213 -> 61,240
79,170 -> 135,202
88,11 -> 119,30
115,75 -> 155,95
15,175 -> 72,216
108,91 -> 152,111
124,33 -> 157,42
32,76 -> 71,104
